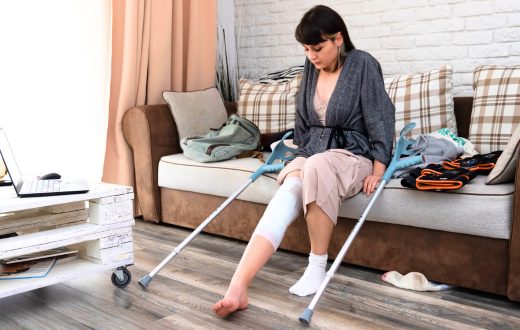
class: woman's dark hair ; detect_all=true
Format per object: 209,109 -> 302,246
295,5 -> 355,51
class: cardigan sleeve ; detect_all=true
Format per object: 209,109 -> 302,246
360,55 -> 395,166
293,109 -> 309,147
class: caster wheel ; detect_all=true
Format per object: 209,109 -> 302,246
112,268 -> 132,288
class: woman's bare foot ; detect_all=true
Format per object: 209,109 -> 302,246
212,285 -> 249,317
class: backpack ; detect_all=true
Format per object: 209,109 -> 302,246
180,114 -> 261,163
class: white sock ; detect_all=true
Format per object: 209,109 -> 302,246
289,252 -> 327,297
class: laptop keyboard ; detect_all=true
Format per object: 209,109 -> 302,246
24,179 -> 61,193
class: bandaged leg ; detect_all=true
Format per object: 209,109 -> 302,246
289,252 -> 327,296
252,176 -> 303,250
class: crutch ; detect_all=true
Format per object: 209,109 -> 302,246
298,123 -> 423,325
139,131 -> 297,289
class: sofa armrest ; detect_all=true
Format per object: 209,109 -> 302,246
508,160 -> 520,300
122,104 -> 180,223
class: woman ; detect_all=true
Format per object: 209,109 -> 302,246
213,5 -> 395,317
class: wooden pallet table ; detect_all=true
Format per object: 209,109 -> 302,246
0,183 -> 134,298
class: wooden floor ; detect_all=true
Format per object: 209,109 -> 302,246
1,219 -> 520,329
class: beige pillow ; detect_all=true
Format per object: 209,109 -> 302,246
487,124 -> 520,184
385,65 -> 456,140
468,65 -> 520,154
163,88 -> 228,140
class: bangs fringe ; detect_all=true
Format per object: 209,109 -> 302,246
295,21 -> 326,45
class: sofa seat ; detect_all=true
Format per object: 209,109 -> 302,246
159,153 -> 514,240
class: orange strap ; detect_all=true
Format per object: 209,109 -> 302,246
415,176 -> 464,190
442,160 -> 495,172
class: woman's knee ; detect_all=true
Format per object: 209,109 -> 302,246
301,154 -> 329,182
306,201 -> 336,227
285,170 -> 301,180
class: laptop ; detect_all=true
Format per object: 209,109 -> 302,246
0,127 -> 89,197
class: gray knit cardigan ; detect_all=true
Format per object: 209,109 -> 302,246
294,49 -> 395,166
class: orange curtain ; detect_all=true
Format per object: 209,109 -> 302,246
102,0 -> 217,186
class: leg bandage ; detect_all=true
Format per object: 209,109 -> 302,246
252,176 -> 303,250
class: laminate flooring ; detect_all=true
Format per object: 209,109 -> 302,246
1,219 -> 519,329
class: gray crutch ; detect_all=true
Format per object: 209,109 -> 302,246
139,132 -> 296,289
299,123 -> 423,325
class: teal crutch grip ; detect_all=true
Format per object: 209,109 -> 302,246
383,155 -> 422,181
395,155 -> 423,170
250,163 -> 284,181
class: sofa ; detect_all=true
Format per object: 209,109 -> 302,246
122,67 -> 520,301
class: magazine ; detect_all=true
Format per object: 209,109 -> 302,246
0,247 -> 77,264
0,258 -> 56,280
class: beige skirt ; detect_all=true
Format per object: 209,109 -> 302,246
277,149 -> 373,225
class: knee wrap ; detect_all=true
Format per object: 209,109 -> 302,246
253,177 -> 303,250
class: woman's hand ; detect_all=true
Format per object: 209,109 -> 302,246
363,175 -> 381,195
363,160 -> 386,196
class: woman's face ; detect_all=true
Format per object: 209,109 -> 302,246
303,39 -> 339,71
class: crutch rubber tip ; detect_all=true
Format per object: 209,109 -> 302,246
298,308 -> 313,326
138,275 -> 153,289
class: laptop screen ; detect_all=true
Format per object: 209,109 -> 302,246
0,128 -> 24,193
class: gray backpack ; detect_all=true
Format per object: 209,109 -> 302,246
180,114 -> 261,163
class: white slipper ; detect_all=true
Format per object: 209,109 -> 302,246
382,271 -> 454,291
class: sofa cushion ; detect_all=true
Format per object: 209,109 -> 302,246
158,154 -> 514,240
159,153 -> 278,205
385,65 -> 456,139
487,124 -> 520,184
237,75 -> 301,135
468,65 -> 520,154
163,88 -> 228,140
339,176 -> 513,239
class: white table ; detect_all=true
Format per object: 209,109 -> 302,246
0,182 -> 134,298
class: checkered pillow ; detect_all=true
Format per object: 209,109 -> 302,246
385,65 -> 456,139
237,74 -> 301,134
468,65 -> 520,154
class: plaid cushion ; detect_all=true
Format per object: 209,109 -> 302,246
468,65 -> 520,154
237,74 -> 301,134
385,65 -> 456,139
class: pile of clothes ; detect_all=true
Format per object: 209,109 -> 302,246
396,128 -> 503,191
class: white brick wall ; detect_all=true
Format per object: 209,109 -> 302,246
234,0 -> 520,95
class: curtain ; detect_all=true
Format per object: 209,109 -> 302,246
102,0 -> 217,187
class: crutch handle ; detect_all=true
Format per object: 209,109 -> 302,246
250,163 -> 285,180
261,163 -> 285,173
383,155 -> 423,181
